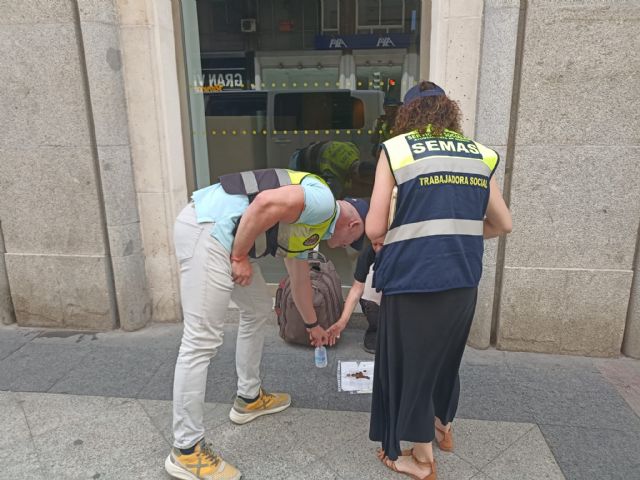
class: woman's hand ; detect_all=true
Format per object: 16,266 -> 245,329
327,318 -> 348,346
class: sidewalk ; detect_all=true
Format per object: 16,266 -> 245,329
1,315 -> 639,480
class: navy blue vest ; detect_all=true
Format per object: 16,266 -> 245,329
373,128 -> 499,294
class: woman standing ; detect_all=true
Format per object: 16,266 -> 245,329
367,81 -> 512,479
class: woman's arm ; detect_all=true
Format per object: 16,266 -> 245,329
327,280 -> 365,346
484,176 -> 513,238
366,149 -> 395,241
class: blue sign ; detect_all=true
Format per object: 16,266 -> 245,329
315,33 -> 412,50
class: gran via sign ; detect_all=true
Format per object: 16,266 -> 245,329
315,33 -> 411,50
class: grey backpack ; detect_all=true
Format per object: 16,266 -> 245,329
275,257 -> 344,347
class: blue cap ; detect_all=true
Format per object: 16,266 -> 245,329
403,82 -> 446,105
343,198 -> 369,250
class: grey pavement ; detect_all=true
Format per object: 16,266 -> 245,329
1,314 -> 639,480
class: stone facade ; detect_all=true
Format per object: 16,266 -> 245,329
1,0 -> 639,357
0,0 -> 150,330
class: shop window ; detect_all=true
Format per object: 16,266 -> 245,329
204,92 -> 267,117
258,0 -> 320,50
357,0 -> 405,33
274,92 -> 364,130
321,0 -> 339,32
262,66 -> 339,90
356,65 -> 402,103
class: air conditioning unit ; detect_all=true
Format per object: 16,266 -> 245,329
241,18 -> 257,33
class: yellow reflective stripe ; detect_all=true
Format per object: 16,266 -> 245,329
286,169 -> 309,184
384,219 -> 484,245
286,169 -> 332,189
384,135 -> 415,171
474,142 -> 499,172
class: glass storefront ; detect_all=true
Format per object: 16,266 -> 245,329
180,0 -> 423,284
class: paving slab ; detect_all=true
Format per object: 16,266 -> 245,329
452,418 -> 534,470
27,395 -> 168,480
457,364 -> 535,423
482,425 -> 565,480
0,342 -> 90,392
48,345 -> 169,398
0,438 -> 45,480
595,356 -> 640,417
0,391 -> 32,448
0,392 -> 568,480
539,424 -> 640,480
510,365 -> 640,432
0,340 -> 27,362
139,398 -> 232,447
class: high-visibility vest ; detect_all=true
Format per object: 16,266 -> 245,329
293,141 -> 360,197
219,168 -> 337,258
373,127 -> 499,294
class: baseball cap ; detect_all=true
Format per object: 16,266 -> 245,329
403,82 -> 446,105
343,197 -> 369,250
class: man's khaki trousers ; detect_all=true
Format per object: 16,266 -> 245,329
172,204 -> 273,449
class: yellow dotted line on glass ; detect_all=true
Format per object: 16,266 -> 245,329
197,78 -> 407,90
209,129 -> 386,136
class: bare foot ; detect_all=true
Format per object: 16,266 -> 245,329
435,420 -> 451,443
376,447 -> 413,461
384,455 -> 434,478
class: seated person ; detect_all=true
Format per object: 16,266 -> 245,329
327,242 -> 381,353
289,141 -> 375,199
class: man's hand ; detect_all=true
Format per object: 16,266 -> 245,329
327,319 -> 347,346
308,325 -> 328,347
231,257 -> 253,286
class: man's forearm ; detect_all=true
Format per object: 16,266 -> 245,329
231,186 -> 305,258
232,201 -> 277,258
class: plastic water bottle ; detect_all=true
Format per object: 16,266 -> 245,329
314,346 -> 328,368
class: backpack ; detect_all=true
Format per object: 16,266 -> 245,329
274,257 -> 344,347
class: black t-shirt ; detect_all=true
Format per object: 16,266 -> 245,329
354,244 -> 376,283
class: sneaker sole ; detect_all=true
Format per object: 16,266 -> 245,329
228,400 -> 291,425
164,455 -> 242,480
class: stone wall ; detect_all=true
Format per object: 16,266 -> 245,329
0,0 -> 150,330
495,0 -> 640,356
469,0 -> 521,348
115,0 -> 188,323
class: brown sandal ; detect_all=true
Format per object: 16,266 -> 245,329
382,453 -> 437,480
435,425 -> 453,452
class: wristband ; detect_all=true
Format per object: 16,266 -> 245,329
231,254 -> 248,262
304,320 -> 319,329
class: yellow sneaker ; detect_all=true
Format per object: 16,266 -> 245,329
165,439 -> 241,480
228,388 -> 291,425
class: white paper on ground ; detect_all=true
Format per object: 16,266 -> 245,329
337,361 -> 375,394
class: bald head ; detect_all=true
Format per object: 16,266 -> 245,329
326,200 -> 365,249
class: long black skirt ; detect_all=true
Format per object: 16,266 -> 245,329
369,287 -> 478,460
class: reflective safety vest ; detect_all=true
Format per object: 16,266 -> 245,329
218,168 -> 337,259
373,127 -> 499,294
293,141 -> 360,197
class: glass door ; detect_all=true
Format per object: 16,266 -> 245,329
179,0 -> 424,284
